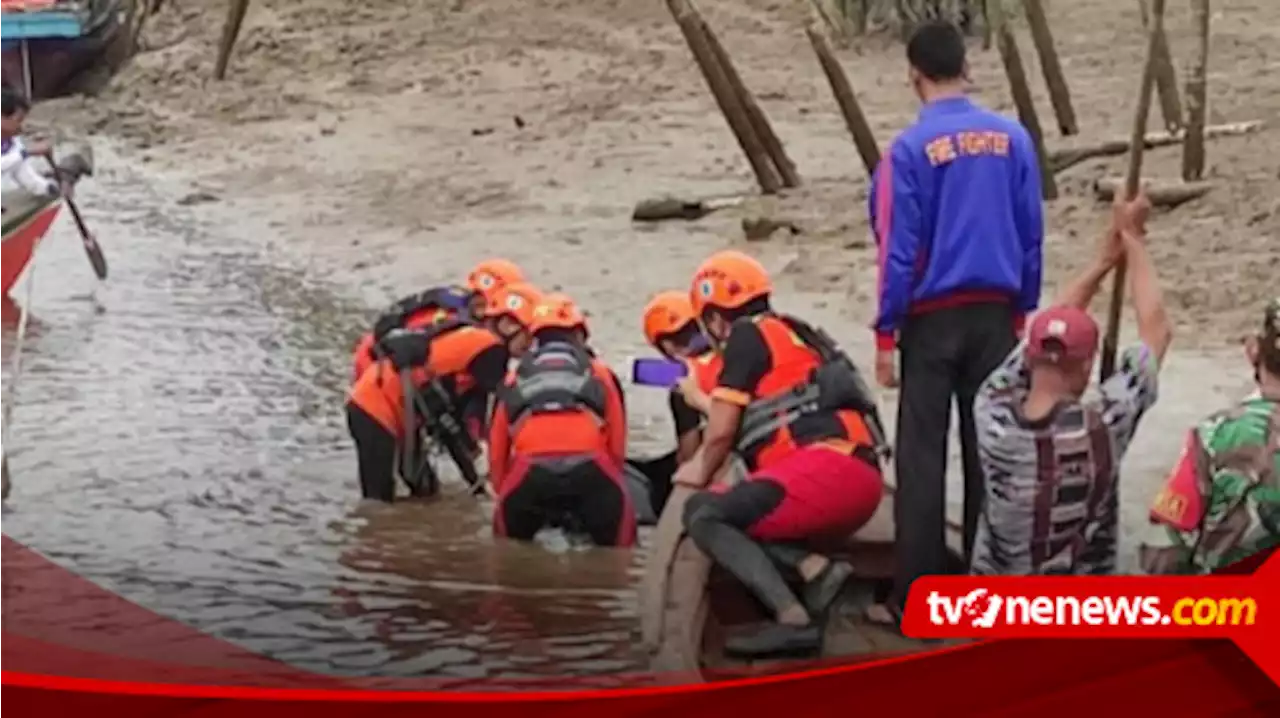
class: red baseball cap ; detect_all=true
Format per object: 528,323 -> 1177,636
1025,306 -> 1099,363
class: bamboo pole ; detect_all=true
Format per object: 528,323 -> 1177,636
1181,0 -> 1210,181
214,0 -> 251,80
665,0 -> 780,194
805,24 -> 881,176
1100,0 -> 1164,382
1021,0 -> 1077,136
699,13 -> 801,188
990,1 -> 1059,199
1137,0 -> 1182,133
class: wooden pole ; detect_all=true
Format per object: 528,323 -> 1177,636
1137,0 -> 1182,133
1021,0 -> 1078,136
698,14 -> 801,188
1048,120 -> 1261,173
1092,176 -> 1214,206
1181,0 -> 1210,181
805,24 -> 881,176
1100,0 -> 1164,382
214,0 -> 251,81
665,0 -> 780,194
990,1 -> 1059,199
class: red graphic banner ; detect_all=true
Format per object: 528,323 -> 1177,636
4,535 -> 1279,715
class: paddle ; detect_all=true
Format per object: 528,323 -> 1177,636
47,152 -> 107,280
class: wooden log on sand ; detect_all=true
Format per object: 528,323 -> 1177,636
990,1 -> 1059,199
1048,120 -> 1262,173
1021,0 -> 1077,136
1101,0 -> 1165,382
1091,177 -> 1215,207
1137,0 -> 1183,133
805,24 -> 881,177
698,13 -> 801,188
666,0 -> 781,194
1181,0 -> 1211,181
214,0 -> 251,80
632,195 -> 747,222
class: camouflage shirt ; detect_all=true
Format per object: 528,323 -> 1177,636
1139,393 -> 1280,574
970,342 -> 1160,575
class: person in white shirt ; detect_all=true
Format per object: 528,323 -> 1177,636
2,84 -> 60,211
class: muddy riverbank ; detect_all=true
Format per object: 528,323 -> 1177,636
3,0 -> 1276,680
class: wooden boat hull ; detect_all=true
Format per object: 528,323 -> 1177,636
0,0 -> 122,99
1,198 -> 62,297
0,145 -> 96,294
641,482 -> 966,682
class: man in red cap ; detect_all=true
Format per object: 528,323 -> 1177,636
967,191 -> 1173,576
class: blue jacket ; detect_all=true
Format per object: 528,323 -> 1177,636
868,96 -> 1044,350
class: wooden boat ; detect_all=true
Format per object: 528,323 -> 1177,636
1,144 -> 95,296
640,479 -> 966,681
0,0 -> 122,100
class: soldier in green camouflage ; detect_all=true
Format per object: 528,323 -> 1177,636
1140,298 -> 1280,574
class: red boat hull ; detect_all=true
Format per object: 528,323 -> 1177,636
2,199 -> 62,297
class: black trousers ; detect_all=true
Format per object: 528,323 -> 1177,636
891,302 -> 1016,608
499,458 -> 630,547
347,402 -> 399,502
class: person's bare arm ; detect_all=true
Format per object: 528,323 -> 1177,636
1121,229 -> 1174,367
1055,253 -> 1114,310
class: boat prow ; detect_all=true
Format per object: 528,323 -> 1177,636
1,144 -> 96,297
640,483 -> 966,682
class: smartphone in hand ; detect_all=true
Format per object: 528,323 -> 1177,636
631,357 -> 688,389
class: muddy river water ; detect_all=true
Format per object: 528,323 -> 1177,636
1,153 -> 653,683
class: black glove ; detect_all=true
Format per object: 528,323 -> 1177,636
378,329 -> 431,370
372,310 -> 407,343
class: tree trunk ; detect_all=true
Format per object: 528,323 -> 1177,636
1181,0 -> 1210,181
1021,0 -> 1078,136
1137,0 -> 1183,132
990,1 -> 1058,199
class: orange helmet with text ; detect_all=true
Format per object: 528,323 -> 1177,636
466,258 -> 526,301
530,292 -> 589,336
689,250 -> 772,316
642,290 -> 697,347
484,281 -> 544,329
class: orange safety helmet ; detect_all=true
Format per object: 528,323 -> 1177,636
466,258 -> 526,301
689,249 -> 772,316
484,281 -> 544,329
530,292 -> 589,336
642,290 -> 697,347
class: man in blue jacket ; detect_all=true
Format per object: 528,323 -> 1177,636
868,21 -> 1045,625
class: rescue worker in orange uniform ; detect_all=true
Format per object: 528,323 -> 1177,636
642,290 -> 724,464
674,250 -> 888,657
626,291 -> 725,517
481,281 -> 544,361
343,278 -> 540,503
488,294 -> 636,547
350,258 -> 526,382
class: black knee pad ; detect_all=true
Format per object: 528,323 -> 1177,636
682,491 -> 724,532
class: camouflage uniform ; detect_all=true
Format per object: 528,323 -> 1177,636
970,341 -> 1160,576
1140,299 -> 1280,574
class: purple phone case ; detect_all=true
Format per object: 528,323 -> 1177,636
631,357 -> 688,388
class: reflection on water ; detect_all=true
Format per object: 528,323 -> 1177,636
0,150 -> 653,683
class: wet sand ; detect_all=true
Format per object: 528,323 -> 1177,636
4,0 -> 1277,679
